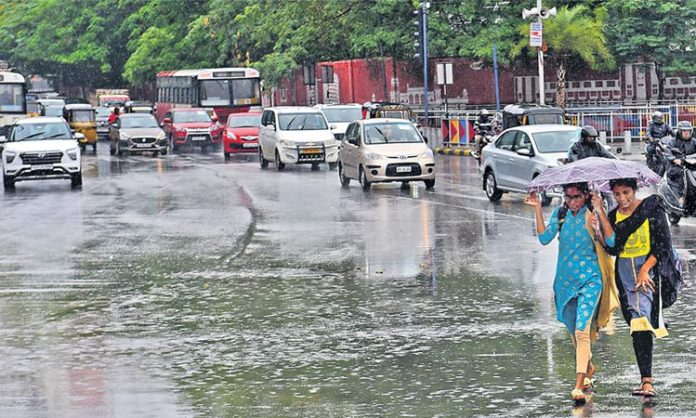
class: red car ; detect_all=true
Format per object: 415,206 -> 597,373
223,112 -> 262,160
161,108 -> 223,152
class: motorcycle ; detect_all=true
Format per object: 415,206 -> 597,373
470,124 -> 494,161
645,136 -> 671,177
657,148 -> 696,225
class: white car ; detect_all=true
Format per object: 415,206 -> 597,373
1,117 -> 83,189
338,118 -> 435,190
314,103 -> 363,141
258,107 -> 339,170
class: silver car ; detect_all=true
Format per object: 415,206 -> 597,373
109,113 -> 168,156
479,124 -> 581,205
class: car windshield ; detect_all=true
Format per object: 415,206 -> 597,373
364,122 -> 422,145
533,129 -> 581,153
11,122 -> 72,141
278,113 -> 328,131
95,107 -> 110,117
120,116 -> 159,129
228,114 -> 261,128
321,107 -> 362,123
173,111 -> 211,123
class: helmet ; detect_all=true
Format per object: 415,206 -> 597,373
480,109 -> 489,116
581,125 -> 599,141
652,111 -> 663,124
677,120 -> 693,140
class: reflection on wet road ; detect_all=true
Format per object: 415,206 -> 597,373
0,143 -> 694,417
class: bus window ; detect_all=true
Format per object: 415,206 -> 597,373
232,79 -> 261,105
0,84 -> 24,113
200,80 -> 231,106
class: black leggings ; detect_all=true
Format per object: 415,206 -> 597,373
632,331 -> 653,378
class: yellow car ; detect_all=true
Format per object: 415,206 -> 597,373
64,104 -> 98,153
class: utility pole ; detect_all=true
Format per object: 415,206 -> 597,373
414,2 -> 430,124
522,0 -> 556,105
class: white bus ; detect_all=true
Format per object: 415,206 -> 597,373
0,71 -> 27,132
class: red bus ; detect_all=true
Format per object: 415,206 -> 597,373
155,67 -> 261,123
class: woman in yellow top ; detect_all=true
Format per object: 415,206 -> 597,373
602,178 -> 682,398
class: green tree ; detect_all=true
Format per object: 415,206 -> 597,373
512,5 -> 614,108
605,0 -> 696,101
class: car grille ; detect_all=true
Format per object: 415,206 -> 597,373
20,151 -> 63,165
385,163 -> 422,177
334,133 -> 344,141
241,135 -> 258,141
130,137 -> 156,144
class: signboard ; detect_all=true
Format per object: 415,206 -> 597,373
530,22 -> 543,47
436,62 -> 453,85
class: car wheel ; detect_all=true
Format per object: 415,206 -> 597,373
668,213 -> 681,225
328,162 -> 337,170
275,150 -> 285,171
3,175 -> 15,190
339,163 -> 350,188
71,172 -> 82,188
224,152 -> 231,161
153,151 -> 159,157
161,146 -> 168,156
311,163 -> 320,171
484,170 -> 503,202
259,148 -> 269,169
359,166 -> 371,191
424,179 -> 435,190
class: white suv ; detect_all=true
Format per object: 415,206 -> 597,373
314,103 -> 363,142
258,107 -> 338,170
1,117 -> 83,189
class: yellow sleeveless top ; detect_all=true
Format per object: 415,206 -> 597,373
616,210 -> 650,258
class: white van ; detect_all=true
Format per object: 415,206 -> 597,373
258,107 -> 338,171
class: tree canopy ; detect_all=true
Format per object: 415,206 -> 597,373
0,0 -> 692,93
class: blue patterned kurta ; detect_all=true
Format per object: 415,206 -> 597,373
539,206 -> 603,333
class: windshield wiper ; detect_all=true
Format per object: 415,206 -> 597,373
16,132 -> 49,140
46,133 -> 70,139
284,116 -> 297,130
374,127 -> 388,143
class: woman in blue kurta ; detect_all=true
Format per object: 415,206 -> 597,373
526,182 -> 613,403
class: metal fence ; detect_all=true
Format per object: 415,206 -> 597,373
417,103 -> 696,148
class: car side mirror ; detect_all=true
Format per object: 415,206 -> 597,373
162,118 -> 172,125
270,123 -> 276,131
516,148 -> 533,157
211,116 -> 219,123
423,136 -> 429,144
0,136 -> 6,143
330,124 -> 337,130
74,133 -> 85,141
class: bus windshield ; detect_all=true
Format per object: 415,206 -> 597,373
199,78 -> 261,107
200,80 -> 231,106
0,84 -> 25,113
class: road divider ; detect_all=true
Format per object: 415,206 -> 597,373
434,146 -> 472,156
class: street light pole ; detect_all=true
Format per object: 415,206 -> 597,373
536,0 -> 545,105
422,2 -> 429,126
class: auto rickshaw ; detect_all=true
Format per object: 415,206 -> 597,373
501,104 -> 565,130
362,101 -> 413,120
26,101 -> 41,117
64,103 -> 98,152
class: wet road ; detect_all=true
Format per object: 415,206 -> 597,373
1,142 -> 695,417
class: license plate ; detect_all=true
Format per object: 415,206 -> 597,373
242,143 -> 258,148
136,144 -> 152,148
301,148 -> 322,154
32,164 -> 53,170
396,166 -> 412,173
191,136 -> 207,141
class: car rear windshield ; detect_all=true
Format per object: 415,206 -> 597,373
120,116 -> 159,129
173,111 -> 211,123
11,122 -> 72,141
365,122 -> 422,145
321,107 -> 363,123
228,114 -> 261,128
533,129 -> 580,153
278,113 -> 328,131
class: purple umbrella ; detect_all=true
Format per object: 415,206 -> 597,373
527,157 -> 661,193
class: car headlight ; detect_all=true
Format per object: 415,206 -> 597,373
365,152 -> 384,160
5,151 -> 16,164
278,140 -> 292,147
420,149 -> 434,158
119,132 -> 131,140
66,147 -> 79,161
156,132 -> 166,140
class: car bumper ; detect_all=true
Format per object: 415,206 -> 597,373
363,159 -> 436,182
224,140 -> 259,153
121,140 -> 168,153
173,133 -> 220,146
5,163 -> 81,181
278,145 -> 339,164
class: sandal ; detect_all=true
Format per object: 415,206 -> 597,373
571,388 -> 586,404
632,378 -> 656,397
582,364 -> 596,390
